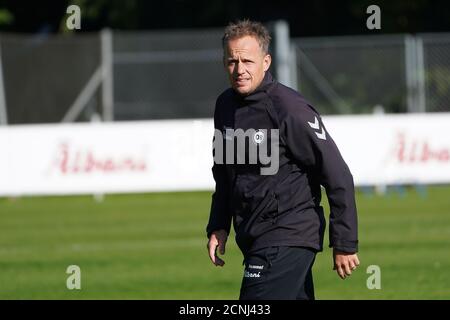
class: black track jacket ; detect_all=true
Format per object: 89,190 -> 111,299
206,72 -> 358,255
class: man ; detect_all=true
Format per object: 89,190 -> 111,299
206,20 -> 359,300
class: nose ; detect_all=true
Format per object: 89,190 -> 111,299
236,61 -> 245,75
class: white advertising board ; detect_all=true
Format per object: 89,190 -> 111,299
0,113 -> 449,196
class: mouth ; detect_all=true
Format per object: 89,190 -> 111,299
234,78 -> 250,87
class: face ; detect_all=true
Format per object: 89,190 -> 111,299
224,35 -> 271,96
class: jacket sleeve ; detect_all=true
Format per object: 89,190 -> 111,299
282,104 -> 358,253
206,99 -> 232,238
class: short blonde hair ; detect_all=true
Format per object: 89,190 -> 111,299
222,19 -> 271,55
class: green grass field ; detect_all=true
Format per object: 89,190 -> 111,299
1,186 -> 450,299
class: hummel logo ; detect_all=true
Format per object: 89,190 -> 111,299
307,116 -> 327,140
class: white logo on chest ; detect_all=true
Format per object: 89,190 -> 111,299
253,130 -> 265,144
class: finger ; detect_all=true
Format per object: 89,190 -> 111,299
337,266 -> 346,279
349,260 -> 356,270
218,239 -> 226,255
355,256 -> 360,266
208,241 -> 218,265
214,255 -> 225,267
344,262 -> 352,276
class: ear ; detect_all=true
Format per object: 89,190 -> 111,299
263,54 -> 272,72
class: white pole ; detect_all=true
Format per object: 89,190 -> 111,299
0,41 -> 8,125
405,35 -> 415,113
62,66 -> 103,122
101,29 -> 114,122
416,37 -> 426,113
273,20 -> 292,88
289,46 -> 298,91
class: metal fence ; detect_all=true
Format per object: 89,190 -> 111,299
422,34 -> 450,113
0,32 -> 100,124
0,28 -> 230,124
0,25 -> 449,125
293,35 -> 407,114
292,33 -> 450,115
113,29 -> 227,120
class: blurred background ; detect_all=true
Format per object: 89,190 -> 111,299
0,0 -> 449,123
0,0 -> 449,299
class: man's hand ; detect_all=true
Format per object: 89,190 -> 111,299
207,229 -> 228,267
333,249 -> 360,279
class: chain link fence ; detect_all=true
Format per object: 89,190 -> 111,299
0,32 -> 100,124
422,33 -> 450,112
293,35 -> 408,115
0,28 -> 449,124
113,29 -> 227,120
292,33 -> 450,115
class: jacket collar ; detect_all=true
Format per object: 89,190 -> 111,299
233,71 -> 276,104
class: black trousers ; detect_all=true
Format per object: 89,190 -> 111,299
239,246 -> 316,300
